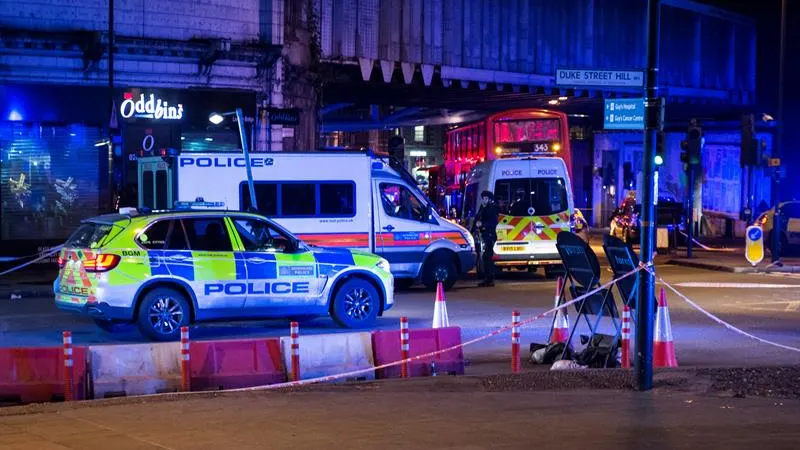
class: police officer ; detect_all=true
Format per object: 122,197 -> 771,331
475,190 -> 499,287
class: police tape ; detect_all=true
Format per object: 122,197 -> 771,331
649,267 -> 800,354
0,245 -> 64,278
677,231 -> 734,252
126,262 -> 648,398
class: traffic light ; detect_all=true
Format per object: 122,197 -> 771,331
680,119 -> 703,168
655,130 -> 665,166
740,114 -> 756,167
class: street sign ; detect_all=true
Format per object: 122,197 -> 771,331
556,69 -> 645,88
768,158 -> 781,167
604,99 -> 645,130
745,225 -> 764,266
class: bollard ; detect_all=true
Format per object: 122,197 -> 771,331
180,326 -> 191,392
62,331 -> 73,402
290,321 -> 300,382
621,306 -> 631,369
511,310 -> 521,374
400,316 -> 410,378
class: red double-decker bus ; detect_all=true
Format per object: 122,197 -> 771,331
429,109 -> 572,215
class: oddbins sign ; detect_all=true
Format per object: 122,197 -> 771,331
745,225 -> 764,266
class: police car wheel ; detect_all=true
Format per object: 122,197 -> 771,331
331,278 -> 380,329
136,287 -> 191,341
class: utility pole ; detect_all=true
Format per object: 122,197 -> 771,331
771,0 -> 786,263
636,0 -> 660,392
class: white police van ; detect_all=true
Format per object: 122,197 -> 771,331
137,150 -> 476,290
461,154 -> 574,277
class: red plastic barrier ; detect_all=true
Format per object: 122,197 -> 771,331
371,326 -> 465,379
189,338 -> 286,391
0,346 -> 87,403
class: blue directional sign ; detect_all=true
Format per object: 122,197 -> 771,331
604,99 -> 645,130
745,225 -> 764,266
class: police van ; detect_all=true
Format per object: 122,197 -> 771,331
54,204 -> 394,341
137,150 -> 475,290
461,154 -> 574,277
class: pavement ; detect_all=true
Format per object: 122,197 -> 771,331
666,248 -> 800,274
2,373 -> 800,449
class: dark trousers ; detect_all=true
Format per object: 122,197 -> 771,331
481,234 -> 496,283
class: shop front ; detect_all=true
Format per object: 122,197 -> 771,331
0,84 -> 257,256
115,88 -> 257,207
0,84 -> 111,256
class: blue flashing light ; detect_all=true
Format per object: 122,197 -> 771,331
175,198 -> 226,210
654,155 -> 664,165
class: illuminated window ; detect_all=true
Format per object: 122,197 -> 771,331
414,126 -> 425,142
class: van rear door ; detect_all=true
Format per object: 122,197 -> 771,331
493,161 -> 571,254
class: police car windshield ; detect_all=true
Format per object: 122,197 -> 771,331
494,177 -> 568,216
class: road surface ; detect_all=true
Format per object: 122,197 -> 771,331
1,383 -> 799,449
1,258 -> 799,370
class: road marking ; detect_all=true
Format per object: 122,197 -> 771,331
723,299 -> 800,313
674,282 -> 800,289
785,301 -> 800,312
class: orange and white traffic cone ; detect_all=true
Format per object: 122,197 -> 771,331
620,305 -> 632,368
654,287 -> 678,368
432,281 -> 450,328
549,276 -> 569,344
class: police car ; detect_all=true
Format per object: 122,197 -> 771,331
54,202 -> 394,341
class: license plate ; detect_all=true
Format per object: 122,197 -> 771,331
502,246 -> 526,252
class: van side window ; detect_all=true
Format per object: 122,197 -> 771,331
379,183 -> 427,222
319,183 -> 355,216
240,181 -> 356,218
281,183 -> 316,216
241,183 -> 278,216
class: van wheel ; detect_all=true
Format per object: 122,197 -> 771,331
331,278 -> 380,329
136,287 -> 191,342
422,251 -> 458,291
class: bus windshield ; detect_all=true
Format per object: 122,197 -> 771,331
494,177 -> 568,216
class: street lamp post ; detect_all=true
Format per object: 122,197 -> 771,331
208,108 -> 258,211
771,0 -> 786,263
636,0 -> 661,392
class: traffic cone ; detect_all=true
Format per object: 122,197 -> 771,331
549,276 -> 570,344
620,305 -> 632,368
653,287 -> 678,368
432,281 -> 450,328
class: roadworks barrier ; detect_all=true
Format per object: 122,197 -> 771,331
0,346 -> 87,403
280,331 -> 376,382
89,342 -> 182,399
189,338 -> 286,391
371,326 -> 465,379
